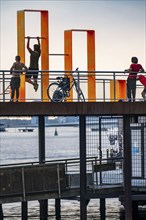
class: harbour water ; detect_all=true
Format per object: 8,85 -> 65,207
0,126 -> 121,219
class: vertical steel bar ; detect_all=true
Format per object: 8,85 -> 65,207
17,11 -> 25,102
41,11 -> 49,102
113,72 -> 116,102
55,198 -> 61,220
103,80 -> 105,102
2,71 -> 5,102
87,30 -> 96,101
99,116 -> 102,184
38,115 -> 45,163
123,116 -> 132,220
21,201 -> 28,220
100,198 -> 106,220
39,200 -> 48,219
141,124 -> 144,178
0,204 -> 3,220
64,30 -> 73,101
77,71 -> 80,101
38,115 -> 48,218
79,115 -> 87,220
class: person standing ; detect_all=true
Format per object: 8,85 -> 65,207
141,87 -> 146,101
125,57 -> 144,102
26,36 -> 41,92
137,74 -> 146,101
10,55 -> 27,102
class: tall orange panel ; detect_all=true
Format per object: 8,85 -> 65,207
17,10 -> 49,102
17,11 -> 25,102
64,29 -> 96,102
64,30 -> 73,100
87,30 -> 96,101
110,80 -> 127,101
41,11 -> 49,101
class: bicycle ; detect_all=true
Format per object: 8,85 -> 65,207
47,68 -> 85,102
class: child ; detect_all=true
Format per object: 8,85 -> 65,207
10,55 -> 27,102
125,57 -> 144,102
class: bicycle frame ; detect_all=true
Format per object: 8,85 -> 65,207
47,68 -> 85,102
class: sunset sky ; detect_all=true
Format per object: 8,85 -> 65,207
0,0 -> 145,100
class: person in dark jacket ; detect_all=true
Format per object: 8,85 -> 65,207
10,55 -> 27,102
26,36 -> 41,92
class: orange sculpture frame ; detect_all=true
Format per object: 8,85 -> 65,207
64,29 -> 96,101
17,10 -> 49,102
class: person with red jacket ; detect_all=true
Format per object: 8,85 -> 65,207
125,57 -> 144,101
137,74 -> 146,101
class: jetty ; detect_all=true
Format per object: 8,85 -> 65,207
0,101 -> 146,220
0,8 -> 146,219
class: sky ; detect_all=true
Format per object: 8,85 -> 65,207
0,0 -> 146,100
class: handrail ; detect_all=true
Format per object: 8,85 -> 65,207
0,70 -> 145,102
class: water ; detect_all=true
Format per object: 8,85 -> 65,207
0,127 -> 121,219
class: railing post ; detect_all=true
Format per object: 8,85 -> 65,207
99,116 -> 102,185
38,115 -> 48,219
0,204 -> 3,220
103,80 -> 106,102
55,198 -> 61,220
79,115 -> 87,220
2,71 -> 5,102
113,72 -> 116,102
21,201 -> 28,220
77,70 -> 80,102
123,116 -> 132,220
38,116 -> 45,163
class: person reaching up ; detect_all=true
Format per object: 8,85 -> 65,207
26,36 -> 41,92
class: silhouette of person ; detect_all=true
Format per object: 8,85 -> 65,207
26,36 -> 41,91
125,57 -> 144,101
10,55 -> 27,102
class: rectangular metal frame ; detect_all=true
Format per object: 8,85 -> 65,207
17,10 -> 49,102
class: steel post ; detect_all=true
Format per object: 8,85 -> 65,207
38,116 -> 48,219
79,115 -> 87,220
0,204 -> 3,220
21,201 -> 28,220
55,198 -> 61,220
123,116 -> 132,220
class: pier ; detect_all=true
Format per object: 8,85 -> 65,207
0,6 -> 146,219
0,102 -> 146,220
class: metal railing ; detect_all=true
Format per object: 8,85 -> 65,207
0,70 -> 145,102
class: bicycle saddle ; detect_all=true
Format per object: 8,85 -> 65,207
56,77 -> 63,80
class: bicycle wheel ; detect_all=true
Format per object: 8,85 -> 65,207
47,82 -> 64,102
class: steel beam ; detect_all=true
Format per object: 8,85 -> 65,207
0,102 -> 146,117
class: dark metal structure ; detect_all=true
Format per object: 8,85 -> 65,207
0,102 -> 146,220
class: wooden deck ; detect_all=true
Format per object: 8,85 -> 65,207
0,102 -> 146,116
0,101 -> 146,219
